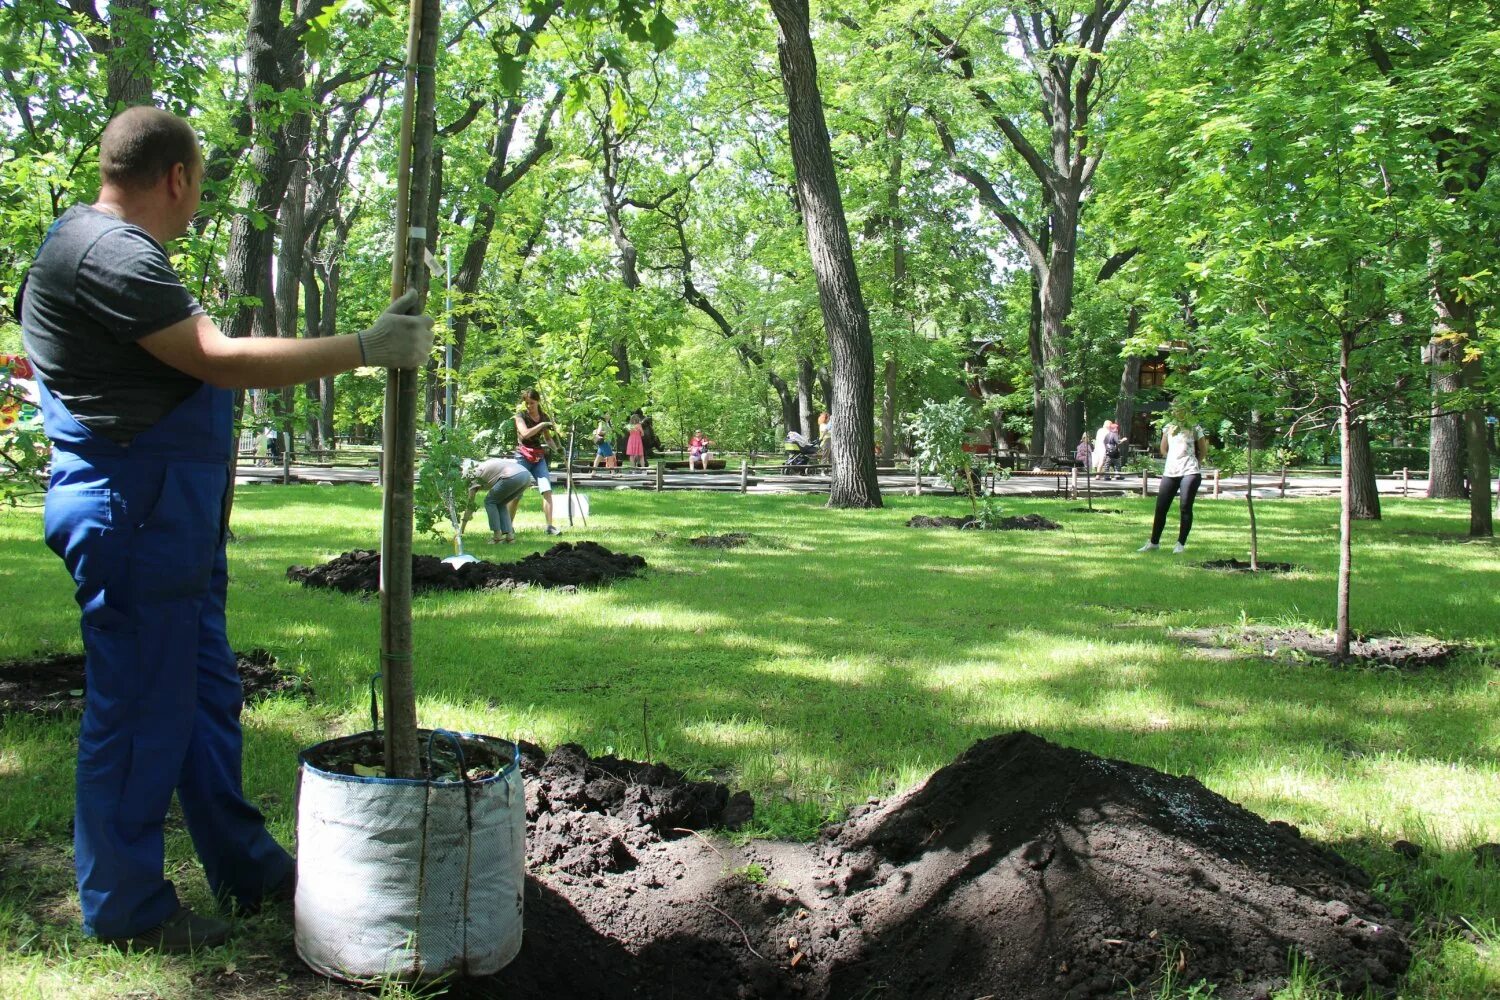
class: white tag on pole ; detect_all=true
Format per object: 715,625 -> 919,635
423,247 -> 439,272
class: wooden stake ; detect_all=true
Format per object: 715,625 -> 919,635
654,461 -> 663,492
740,460 -> 748,494
380,0 -> 440,779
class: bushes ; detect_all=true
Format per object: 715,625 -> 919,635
1370,446 -> 1429,475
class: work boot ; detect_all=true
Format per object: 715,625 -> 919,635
101,905 -> 231,953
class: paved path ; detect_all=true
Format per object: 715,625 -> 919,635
238,462 -> 1439,500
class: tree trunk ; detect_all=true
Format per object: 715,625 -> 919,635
1462,354 -> 1494,537
1427,334 -> 1466,497
1336,327 -> 1354,658
1348,420 -> 1381,521
1114,309 -> 1141,433
797,356 -> 815,439
106,0 -> 154,107
883,107 -> 907,463
1028,271 -> 1045,459
771,0 -> 881,507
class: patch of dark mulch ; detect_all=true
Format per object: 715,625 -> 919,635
483,731 -> 1407,1000
1177,625 -> 1460,671
1069,506 -> 1125,514
286,541 -> 646,595
0,648 -> 306,719
1198,558 -> 1298,574
907,513 -> 1062,531
689,532 -> 752,549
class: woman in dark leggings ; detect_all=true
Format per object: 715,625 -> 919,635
1140,417 -> 1208,554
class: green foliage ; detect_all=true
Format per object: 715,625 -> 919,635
413,422 -> 481,549
906,398 -> 981,506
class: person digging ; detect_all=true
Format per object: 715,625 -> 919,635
18,106 -> 434,953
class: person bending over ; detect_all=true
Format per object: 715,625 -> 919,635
1140,412 -> 1208,554
463,457 -> 533,544
19,106 -> 433,952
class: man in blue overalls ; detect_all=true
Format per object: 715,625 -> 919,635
19,107 -> 434,952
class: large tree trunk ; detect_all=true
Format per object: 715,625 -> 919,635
1462,354 -> 1494,537
771,0 -> 881,507
1113,307 -> 1141,435
1028,271 -> 1045,459
1349,420 -> 1381,521
275,155 -> 309,452
106,0 -> 154,107
1427,334 -> 1466,497
444,4 -> 562,375
601,107 -> 638,387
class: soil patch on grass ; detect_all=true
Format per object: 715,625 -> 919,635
487,731 -> 1407,1000
689,532 -> 752,549
906,513 -> 1062,531
1176,626 -> 1459,670
1197,559 -> 1298,574
0,648 -> 304,719
286,542 -> 646,595
1069,506 -> 1125,514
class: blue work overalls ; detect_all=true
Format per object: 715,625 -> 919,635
38,377 -> 293,938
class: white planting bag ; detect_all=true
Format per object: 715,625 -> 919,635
294,730 -> 525,982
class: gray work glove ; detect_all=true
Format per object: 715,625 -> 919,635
357,290 -> 435,368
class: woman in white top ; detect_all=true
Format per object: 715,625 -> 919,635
1140,413 -> 1208,553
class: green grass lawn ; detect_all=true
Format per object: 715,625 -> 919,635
0,486 -> 1496,998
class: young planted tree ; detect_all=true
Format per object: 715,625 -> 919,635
907,397 -> 982,511
1115,2 -> 1433,655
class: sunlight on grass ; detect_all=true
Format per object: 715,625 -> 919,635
1,488 -> 1496,997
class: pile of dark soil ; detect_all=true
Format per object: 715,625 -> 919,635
0,648 -> 305,718
907,513 -> 1062,531
1070,506 -> 1125,514
1178,625 -> 1458,670
690,532 -> 752,549
490,731 -> 1408,1000
286,541 -> 646,595
1198,559 -> 1298,574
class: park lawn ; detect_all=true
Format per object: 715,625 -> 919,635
0,486 -> 1495,999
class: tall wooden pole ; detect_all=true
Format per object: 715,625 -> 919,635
381,0 -> 440,778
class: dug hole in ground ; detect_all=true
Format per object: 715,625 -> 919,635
485,730 -> 1407,1000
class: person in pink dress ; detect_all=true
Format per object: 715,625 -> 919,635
625,411 -> 646,468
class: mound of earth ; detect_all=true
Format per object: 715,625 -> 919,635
286,541 -> 646,594
490,731 -> 1407,1000
0,648 -> 304,718
1198,559 -> 1297,574
690,532 -> 752,549
907,513 -> 1062,531
1070,507 -> 1125,514
1178,625 -> 1458,670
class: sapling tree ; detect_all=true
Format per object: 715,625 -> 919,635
907,398 -> 982,512
1112,4 -> 1434,656
414,422 -> 482,558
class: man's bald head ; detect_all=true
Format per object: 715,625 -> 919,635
99,107 -> 201,191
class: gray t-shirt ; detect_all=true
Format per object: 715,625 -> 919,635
473,457 -> 529,489
20,205 -> 205,443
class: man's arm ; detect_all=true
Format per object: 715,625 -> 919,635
137,292 -> 433,389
